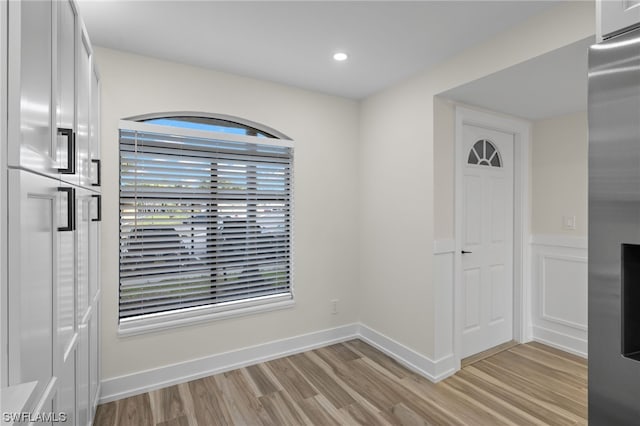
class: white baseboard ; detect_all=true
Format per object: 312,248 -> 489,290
532,325 -> 587,358
99,323 -> 359,404
357,324 -> 456,382
99,322 -> 457,404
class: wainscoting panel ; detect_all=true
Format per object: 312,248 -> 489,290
531,235 -> 588,357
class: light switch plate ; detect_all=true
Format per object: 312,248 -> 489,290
563,215 -> 577,230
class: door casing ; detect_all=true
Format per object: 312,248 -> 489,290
454,106 -> 532,370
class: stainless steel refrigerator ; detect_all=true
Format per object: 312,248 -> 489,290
589,27 -> 640,424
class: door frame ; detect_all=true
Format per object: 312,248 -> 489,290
453,106 -> 531,369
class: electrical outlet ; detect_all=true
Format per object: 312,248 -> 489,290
331,299 -> 339,315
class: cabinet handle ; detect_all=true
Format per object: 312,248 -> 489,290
91,159 -> 101,187
91,194 -> 102,222
57,128 -> 76,174
58,187 -> 76,231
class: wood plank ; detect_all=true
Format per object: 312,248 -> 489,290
399,372 -> 513,425
462,340 -> 518,368
93,401 -> 117,426
444,374 -> 544,425
527,341 -> 587,366
148,384 -> 185,424
345,358 -> 464,425
308,347 -> 400,421
156,415 -> 190,426
344,339 -> 408,379
472,360 -> 587,419
175,383 -> 198,426
297,396 -> 343,426
115,393 -> 154,426
259,390 -> 308,426
340,402 -> 391,426
456,368 -> 577,426
486,351 -> 587,399
265,357 -> 317,401
246,363 -> 279,396
324,342 -> 361,362
216,369 -> 274,425
186,376 -> 233,426
509,344 -> 587,379
288,352 -> 356,409
464,364 -> 586,424
386,403 -> 429,426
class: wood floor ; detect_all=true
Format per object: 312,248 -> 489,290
94,340 -> 587,426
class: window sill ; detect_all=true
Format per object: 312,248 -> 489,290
118,294 -> 294,337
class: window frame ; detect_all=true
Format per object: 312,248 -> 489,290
117,116 -> 295,336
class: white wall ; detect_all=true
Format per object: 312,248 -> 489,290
532,111 -> 588,236
433,97 -> 455,240
361,1 -> 594,362
95,47 -> 361,381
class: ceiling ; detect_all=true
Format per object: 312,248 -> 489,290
77,0 -> 563,99
441,36 -> 593,120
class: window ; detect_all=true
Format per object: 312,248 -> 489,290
467,139 -> 502,167
118,114 -> 294,332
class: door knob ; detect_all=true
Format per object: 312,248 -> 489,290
461,250 -> 472,254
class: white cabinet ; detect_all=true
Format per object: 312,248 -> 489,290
76,29 -> 92,188
8,0 -> 92,186
598,0 -> 640,41
7,0 -> 57,177
56,347 -> 76,426
7,170 -> 58,408
76,317 -> 90,426
90,66 -> 102,188
57,0 -> 79,186
76,189 -> 101,424
3,2 -> 101,425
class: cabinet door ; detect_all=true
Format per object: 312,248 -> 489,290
56,347 -> 77,426
89,66 -> 101,188
7,0 -> 57,177
76,316 -> 89,426
76,189 -> 92,324
599,0 -> 640,40
76,29 -> 92,188
89,194 -> 101,302
76,306 -> 99,426
89,303 -> 100,423
57,0 -> 79,186
7,170 -> 59,409
56,182 -> 77,397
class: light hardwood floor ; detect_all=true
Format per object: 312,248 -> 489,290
94,340 -> 587,426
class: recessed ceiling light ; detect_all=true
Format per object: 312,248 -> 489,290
333,52 -> 348,62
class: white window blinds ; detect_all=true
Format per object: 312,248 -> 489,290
119,121 -> 293,322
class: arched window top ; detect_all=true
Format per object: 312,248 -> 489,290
468,139 -> 502,168
124,111 -> 291,140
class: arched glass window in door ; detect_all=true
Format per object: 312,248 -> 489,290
467,139 -> 502,167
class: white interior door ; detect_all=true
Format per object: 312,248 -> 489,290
461,124 -> 514,358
